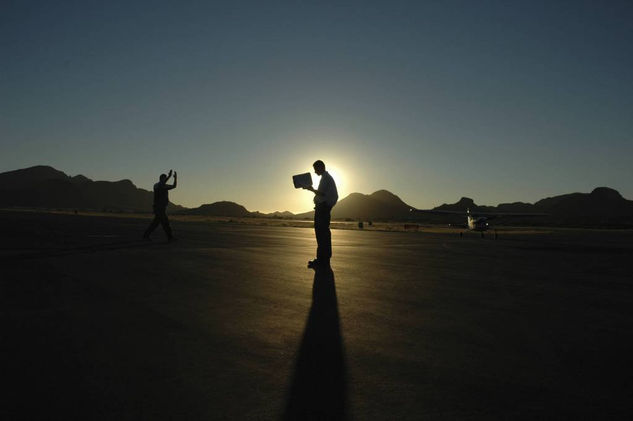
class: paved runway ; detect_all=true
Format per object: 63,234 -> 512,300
2,211 -> 633,419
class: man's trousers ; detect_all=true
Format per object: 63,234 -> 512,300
144,206 -> 173,239
314,203 -> 332,262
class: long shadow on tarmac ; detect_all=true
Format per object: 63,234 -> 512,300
283,267 -> 347,420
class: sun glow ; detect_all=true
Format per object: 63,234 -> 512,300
319,163 -> 346,198
290,159 -> 350,215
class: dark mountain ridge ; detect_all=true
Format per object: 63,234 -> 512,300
2,166 -> 631,226
428,187 -> 633,227
0,165 -> 182,212
331,190 -> 413,220
185,201 -> 250,217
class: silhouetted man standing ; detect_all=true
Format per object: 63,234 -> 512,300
304,160 -> 338,268
143,170 -> 177,241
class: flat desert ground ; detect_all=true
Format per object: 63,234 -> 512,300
2,210 -> 633,420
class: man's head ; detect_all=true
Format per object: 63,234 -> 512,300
159,174 -> 167,183
313,160 -> 326,176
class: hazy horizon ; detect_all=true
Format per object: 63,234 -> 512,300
3,163 -> 630,214
3,1 -> 632,213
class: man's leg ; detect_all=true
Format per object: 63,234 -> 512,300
157,209 -> 173,240
314,205 -> 323,261
324,206 -> 332,259
314,204 -> 332,264
143,214 -> 160,238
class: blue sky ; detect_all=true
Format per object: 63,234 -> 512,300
2,0 -> 632,212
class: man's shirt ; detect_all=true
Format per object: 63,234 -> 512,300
314,171 -> 338,207
153,182 -> 169,208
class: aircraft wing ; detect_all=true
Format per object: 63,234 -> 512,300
409,209 -> 464,215
410,208 -> 547,217
473,212 -> 548,217
448,223 -> 468,228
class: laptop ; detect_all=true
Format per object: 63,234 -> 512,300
292,172 -> 313,189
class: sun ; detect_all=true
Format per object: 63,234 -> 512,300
290,157 -> 351,214
312,161 -> 346,197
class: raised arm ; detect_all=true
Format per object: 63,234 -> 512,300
167,171 -> 177,189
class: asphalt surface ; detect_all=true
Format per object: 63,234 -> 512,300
2,210 -> 633,420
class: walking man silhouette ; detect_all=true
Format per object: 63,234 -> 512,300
143,170 -> 177,241
303,160 -> 338,268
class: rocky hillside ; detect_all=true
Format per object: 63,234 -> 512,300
0,166 -> 182,212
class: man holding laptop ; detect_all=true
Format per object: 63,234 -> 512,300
300,160 -> 338,269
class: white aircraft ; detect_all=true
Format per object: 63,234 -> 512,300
409,207 -> 547,236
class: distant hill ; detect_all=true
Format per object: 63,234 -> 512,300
425,187 -> 633,227
290,190 -> 414,220
268,211 -> 295,218
294,210 -> 315,219
185,201 -> 250,217
0,165 -> 182,212
285,187 -> 633,227
289,187 -> 633,227
330,190 -> 413,220
532,187 -> 633,226
184,190 -> 417,221
2,166 -> 631,226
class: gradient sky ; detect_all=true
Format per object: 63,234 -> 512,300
2,0 -> 632,213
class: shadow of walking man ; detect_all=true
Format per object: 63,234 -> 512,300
283,267 -> 347,420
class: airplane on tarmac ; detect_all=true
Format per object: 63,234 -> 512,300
409,207 -> 547,237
